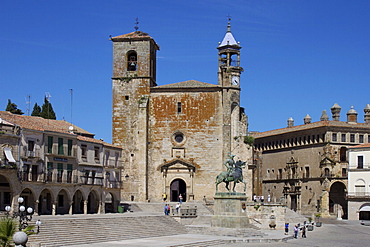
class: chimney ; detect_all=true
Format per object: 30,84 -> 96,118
331,103 -> 341,121
304,114 -> 311,124
287,117 -> 294,128
347,106 -> 358,123
320,110 -> 329,121
364,104 -> 370,124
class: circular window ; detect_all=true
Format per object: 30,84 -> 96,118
175,133 -> 184,143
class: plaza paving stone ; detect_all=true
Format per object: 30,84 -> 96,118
65,218 -> 370,247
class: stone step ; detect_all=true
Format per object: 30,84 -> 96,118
27,214 -> 188,247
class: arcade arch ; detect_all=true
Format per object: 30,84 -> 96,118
329,181 -> 348,219
0,175 -> 11,210
38,188 -> 53,215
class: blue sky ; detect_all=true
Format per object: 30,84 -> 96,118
1,1 -> 370,143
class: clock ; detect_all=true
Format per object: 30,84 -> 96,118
232,76 -> 239,86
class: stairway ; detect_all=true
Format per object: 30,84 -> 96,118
27,214 -> 188,247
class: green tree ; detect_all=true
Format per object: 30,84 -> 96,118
40,97 -> 56,119
31,103 -> 41,117
0,217 -> 16,247
0,217 -> 36,247
5,99 -> 24,115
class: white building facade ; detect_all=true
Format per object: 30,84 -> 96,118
348,143 -> 370,220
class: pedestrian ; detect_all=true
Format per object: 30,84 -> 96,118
301,224 -> 306,238
294,225 -> 298,239
284,222 -> 289,235
260,195 -> 264,203
253,194 -> 257,202
176,203 -> 180,214
162,193 -> 167,202
179,194 -> 183,204
164,204 -> 168,215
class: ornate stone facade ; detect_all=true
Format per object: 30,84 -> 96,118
111,23 -> 252,203
252,104 -> 370,218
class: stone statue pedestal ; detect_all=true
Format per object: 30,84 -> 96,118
211,192 -> 249,228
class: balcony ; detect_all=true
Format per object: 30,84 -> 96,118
106,180 -> 122,189
80,175 -> 103,186
347,192 -> 370,200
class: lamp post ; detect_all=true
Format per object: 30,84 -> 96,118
5,197 -> 41,247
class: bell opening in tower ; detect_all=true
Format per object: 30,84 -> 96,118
127,51 -> 137,71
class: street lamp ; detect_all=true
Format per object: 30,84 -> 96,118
5,197 -> 37,231
5,196 -> 41,246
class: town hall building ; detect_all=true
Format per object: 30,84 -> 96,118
111,22 -> 252,203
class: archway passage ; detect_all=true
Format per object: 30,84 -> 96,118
38,189 -> 52,215
87,191 -> 99,214
170,179 -> 186,202
72,190 -> 84,214
104,193 -> 115,213
329,182 -> 348,219
56,189 -> 69,215
0,175 -> 11,211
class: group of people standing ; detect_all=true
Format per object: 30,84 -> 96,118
285,222 -> 307,239
162,193 -> 183,215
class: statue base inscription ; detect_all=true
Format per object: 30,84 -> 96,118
211,192 -> 249,228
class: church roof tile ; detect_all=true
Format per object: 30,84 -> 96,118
154,80 -> 217,89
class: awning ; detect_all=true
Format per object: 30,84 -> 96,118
4,147 -> 16,163
360,206 -> 370,211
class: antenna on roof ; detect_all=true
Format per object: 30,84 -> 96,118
26,95 -> 31,116
134,17 -> 139,31
45,92 -> 52,121
45,92 -> 51,101
227,14 -> 232,22
70,89 -> 74,132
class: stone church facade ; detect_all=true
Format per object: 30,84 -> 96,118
111,23 -> 252,203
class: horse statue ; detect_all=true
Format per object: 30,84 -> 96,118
215,158 -> 247,193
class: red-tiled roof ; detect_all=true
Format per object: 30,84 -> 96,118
77,135 -> 121,149
111,31 -> 152,40
350,143 -> 370,149
110,31 -> 159,50
0,111 -> 91,135
153,80 -> 218,89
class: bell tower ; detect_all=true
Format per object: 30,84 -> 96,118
217,21 -> 243,88
111,30 -> 159,202
217,20 -> 245,161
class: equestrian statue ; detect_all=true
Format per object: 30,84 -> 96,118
215,154 -> 247,192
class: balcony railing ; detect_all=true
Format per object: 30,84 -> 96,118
106,180 -> 122,189
348,192 -> 370,197
80,176 -> 103,186
349,163 -> 370,169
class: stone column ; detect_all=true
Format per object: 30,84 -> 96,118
69,201 -> 73,215
98,200 -> 101,214
34,200 -> 39,216
83,200 -> 88,214
52,201 -> 57,215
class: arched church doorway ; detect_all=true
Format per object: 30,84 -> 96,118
0,175 -> 11,211
170,179 -> 186,202
329,182 -> 348,219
